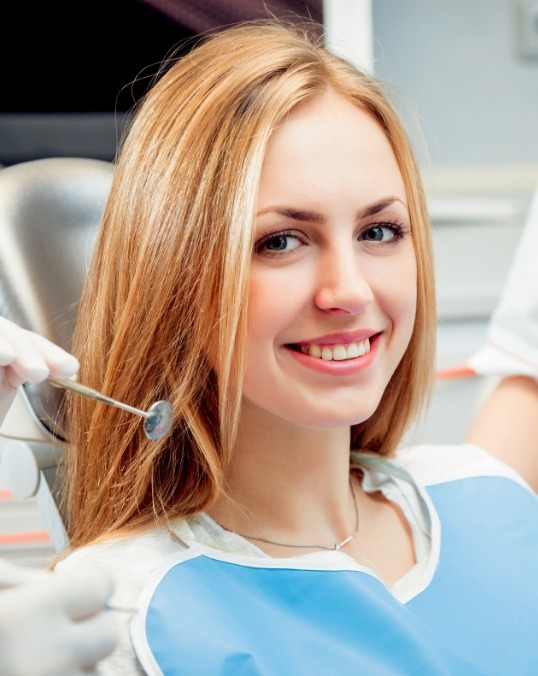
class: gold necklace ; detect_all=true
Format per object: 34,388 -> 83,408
218,480 -> 359,552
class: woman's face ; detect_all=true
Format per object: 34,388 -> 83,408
243,92 -> 417,430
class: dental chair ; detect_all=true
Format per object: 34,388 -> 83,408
0,157 -> 114,553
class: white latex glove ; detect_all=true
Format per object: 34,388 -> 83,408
468,182 -> 538,379
0,557 -> 50,589
0,559 -> 116,676
0,316 -> 79,426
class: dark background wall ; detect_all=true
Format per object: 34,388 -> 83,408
3,0 -> 193,114
0,0 -> 322,165
0,0 -> 192,165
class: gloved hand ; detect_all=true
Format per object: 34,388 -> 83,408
0,558 -> 117,675
0,316 -> 79,425
468,182 -> 538,379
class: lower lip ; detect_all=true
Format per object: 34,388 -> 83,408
284,336 -> 379,376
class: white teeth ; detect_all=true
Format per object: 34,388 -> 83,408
332,345 -> 347,361
347,343 -> 359,359
309,344 -> 322,358
305,338 -> 371,361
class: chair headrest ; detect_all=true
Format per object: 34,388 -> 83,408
0,157 -> 113,440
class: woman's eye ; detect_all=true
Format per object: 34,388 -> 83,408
255,231 -> 304,255
360,222 -> 405,243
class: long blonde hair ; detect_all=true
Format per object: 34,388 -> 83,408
62,19 -> 435,549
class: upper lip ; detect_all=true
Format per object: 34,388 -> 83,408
290,330 -> 380,346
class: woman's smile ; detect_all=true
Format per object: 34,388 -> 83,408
283,331 -> 380,376
297,338 -> 371,361
288,329 -> 374,359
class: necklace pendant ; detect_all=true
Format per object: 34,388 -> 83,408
334,542 -> 341,551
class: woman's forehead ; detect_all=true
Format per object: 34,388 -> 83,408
258,93 -> 407,213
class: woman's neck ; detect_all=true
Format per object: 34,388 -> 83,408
208,408 -> 356,546
206,408 -> 417,586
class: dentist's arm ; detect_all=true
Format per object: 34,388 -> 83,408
466,183 -> 538,491
0,319 -> 117,673
0,315 -> 79,425
466,376 -> 538,491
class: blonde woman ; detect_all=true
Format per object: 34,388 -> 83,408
1,19 -> 537,675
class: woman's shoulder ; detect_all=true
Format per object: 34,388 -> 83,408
392,442 -> 533,489
55,523 -> 192,597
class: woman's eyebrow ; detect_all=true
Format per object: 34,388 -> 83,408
256,207 -> 325,223
359,197 -> 407,218
256,197 -> 407,222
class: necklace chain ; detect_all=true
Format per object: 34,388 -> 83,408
219,480 -> 359,551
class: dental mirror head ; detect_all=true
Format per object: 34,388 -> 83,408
143,400 -> 174,440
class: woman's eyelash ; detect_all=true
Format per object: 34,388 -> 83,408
361,219 -> 408,242
253,230 -> 306,253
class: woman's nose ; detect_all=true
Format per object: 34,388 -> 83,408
314,248 -> 374,315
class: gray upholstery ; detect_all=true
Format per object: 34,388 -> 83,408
0,157 -> 113,441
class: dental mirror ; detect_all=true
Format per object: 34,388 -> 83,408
47,375 -> 173,440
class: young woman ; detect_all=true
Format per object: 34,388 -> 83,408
1,20 -> 537,675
